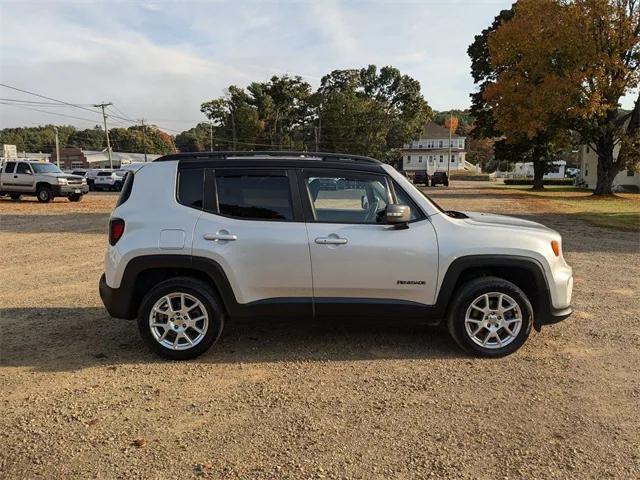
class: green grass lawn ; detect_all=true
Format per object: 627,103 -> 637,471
484,185 -> 640,231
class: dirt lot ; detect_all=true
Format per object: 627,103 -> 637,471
1,185 -> 639,479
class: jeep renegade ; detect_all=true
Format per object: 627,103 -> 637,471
99,151 -> 573,359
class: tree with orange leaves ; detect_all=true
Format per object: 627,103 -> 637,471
480,0 -> 639,194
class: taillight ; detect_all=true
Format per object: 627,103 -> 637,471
109,218 -> 125,246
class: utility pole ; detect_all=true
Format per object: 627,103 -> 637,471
140,119 -> 148,162
53,126 -> 60,169
230,110 -> 237,150
209,121 -> 213,151
447,112 -> 452,177
94,102 -> 113,169
315,104 -> 322,152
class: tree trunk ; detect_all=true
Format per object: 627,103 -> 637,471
531,145 -> 545,190
593,136 -> 618,195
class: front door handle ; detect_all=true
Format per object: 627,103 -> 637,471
315,237 -> 348,245
204,233 -> 237,241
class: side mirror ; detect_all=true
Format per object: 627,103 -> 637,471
361,195 -> 369,210
385,204 -> 411,227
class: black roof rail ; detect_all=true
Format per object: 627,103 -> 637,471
153,150 -> 381,164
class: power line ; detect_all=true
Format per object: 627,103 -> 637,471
0,97 -> 95,107
0,83 -> 104,116
0,102 -> 105,124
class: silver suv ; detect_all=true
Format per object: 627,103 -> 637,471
99,151 -> 573,360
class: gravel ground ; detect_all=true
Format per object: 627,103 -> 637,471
1,185 -> 639,479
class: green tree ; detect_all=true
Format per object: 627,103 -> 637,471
200,86 -> 260,150
315,65 -> 431,160
68,126 -> 106,150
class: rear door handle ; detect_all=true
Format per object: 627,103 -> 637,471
204,233 -> 237,241
315,237 -> 348,245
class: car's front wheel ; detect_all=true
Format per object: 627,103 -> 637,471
36,185 -> 52,203
137,277 -> 224,360
68,194 -> 82,202
447,277 -> 532,357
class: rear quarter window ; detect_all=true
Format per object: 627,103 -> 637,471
177,168 -> 204,209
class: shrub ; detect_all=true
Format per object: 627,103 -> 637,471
504,178 -> 575,186
449,172 -> 491,181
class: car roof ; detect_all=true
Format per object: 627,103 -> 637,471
154,150 -> 386,173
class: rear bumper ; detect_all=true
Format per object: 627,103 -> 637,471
99,273 -> 136,319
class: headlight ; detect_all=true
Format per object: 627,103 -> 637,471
81,178 -> 87,184
57,177 -> 68,185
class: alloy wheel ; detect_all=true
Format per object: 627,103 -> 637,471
464,292 -> 523,349
148,293 -> 209,350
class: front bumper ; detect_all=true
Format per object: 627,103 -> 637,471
99,273 -> 136,319
52,184 -> 89,196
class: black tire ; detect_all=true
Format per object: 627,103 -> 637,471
68,194 -> 82,202
137,277 -> 224,360
447,276 -> 533,358
88,182 -> 95,191
36,185 -> 52,203
9,193 -> 21,201
114,181 -> 123,192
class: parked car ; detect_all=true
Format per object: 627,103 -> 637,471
430,171 -> 449,187
99,151 -> 573,360
0,160 -> 88,202
412,171 -> 429,186
566,167 -> 580,178
94,170 -> 126,191
85,169 -> 107,191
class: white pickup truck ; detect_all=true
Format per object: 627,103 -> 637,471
0,160 -> 88,202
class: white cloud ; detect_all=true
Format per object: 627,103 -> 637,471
9,0 -> 633,133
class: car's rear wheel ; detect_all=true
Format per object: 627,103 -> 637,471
36,185 -> 52,203
137,277 -> 224,360
447,277 -> 532,357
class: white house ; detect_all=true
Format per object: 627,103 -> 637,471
578,144 -> 640,191
401,121 -> 477,174
513,160 -> 566,179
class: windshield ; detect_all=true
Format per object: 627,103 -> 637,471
31,163 -> 62,174
396,173 -> 446,213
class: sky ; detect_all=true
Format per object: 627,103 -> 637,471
0,0 -> 636,134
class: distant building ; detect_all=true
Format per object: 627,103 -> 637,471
578,144 -> 640,191
50,148 -> 160,169
401,121 -> 477,175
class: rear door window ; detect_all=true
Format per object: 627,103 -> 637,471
215,171 -> 294,221
3,162 -> 16,173
16,163 -> 33,174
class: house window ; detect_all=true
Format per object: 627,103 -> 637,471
439,140 -> 443,148
628,169 -> 635,177
407,156 -> 411,163
419,144 -> 423,148
71,161 -> 83,169
439,155 -> 443,163
452,155 -> 456,163
419,156 -> 422,163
